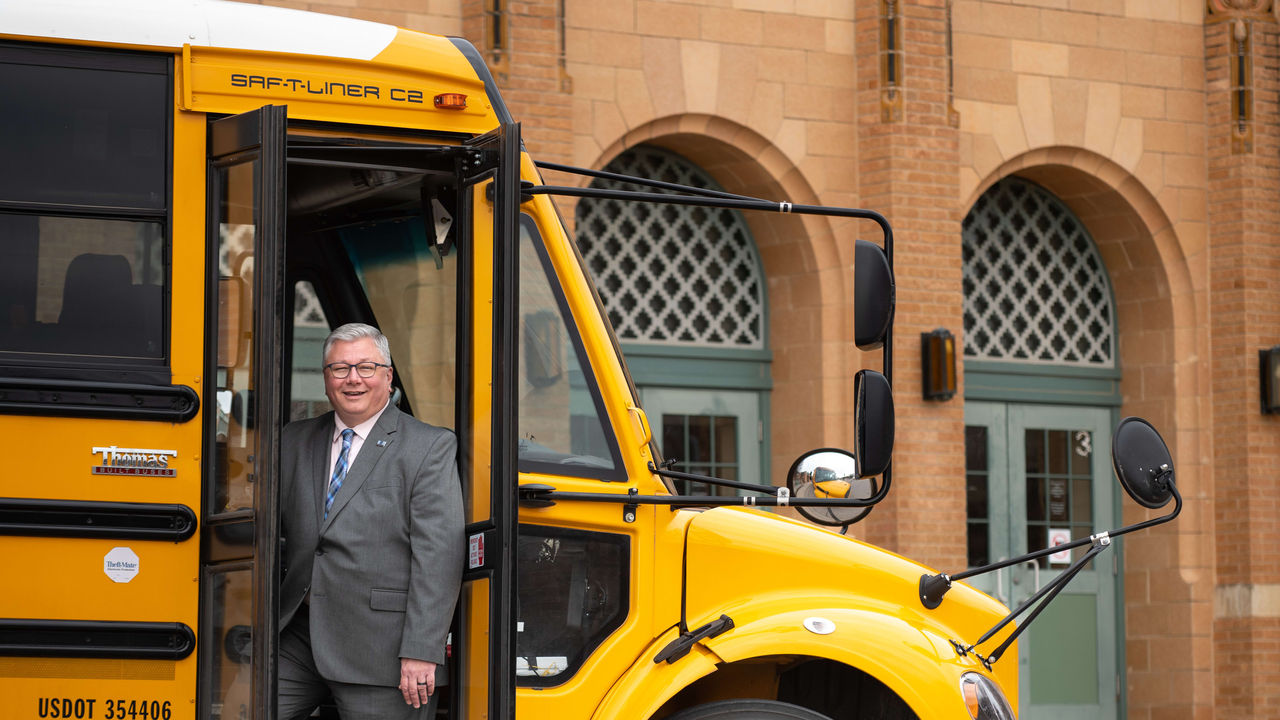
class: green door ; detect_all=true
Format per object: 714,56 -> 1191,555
965,402 -> 1117,719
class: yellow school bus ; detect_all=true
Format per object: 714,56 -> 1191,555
0,2 -> 1184,719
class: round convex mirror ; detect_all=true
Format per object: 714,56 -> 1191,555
1112,416 -> 1175,509
787,449 -> 877,527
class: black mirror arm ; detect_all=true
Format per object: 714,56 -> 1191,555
956,539 -> 1109,670
647,461 -> 893,508
921,469 -> 1180,610
648,462 -> 780,495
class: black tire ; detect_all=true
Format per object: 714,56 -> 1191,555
664,699 -> 834,720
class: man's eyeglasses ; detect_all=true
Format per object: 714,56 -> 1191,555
324,362 -> 391,379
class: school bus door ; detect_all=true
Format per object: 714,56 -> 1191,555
198,105 -> 287,720
458,122 -> 522,720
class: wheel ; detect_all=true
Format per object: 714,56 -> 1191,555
665,699 -> 834,720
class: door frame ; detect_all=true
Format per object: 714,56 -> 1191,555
965,400 -> 1120,719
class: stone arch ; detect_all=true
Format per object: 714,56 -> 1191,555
964,148 -> 1201,481
576,113 -> 859,479
964,145 -> 1210,711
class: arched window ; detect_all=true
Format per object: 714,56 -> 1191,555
575,146 -> 771,488
962,177 -> 1116,368
576,147 -> 765,349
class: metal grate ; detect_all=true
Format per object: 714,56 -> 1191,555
962,178 -> 1115,367
574,147 -> 765,349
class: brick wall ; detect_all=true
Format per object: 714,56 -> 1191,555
1207,6 -> 1280,719
853,1 -> 966,570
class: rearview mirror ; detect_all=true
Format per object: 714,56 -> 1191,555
855,239 -> 895,350
787,449 -> 877,526
855,369 -> 894,478
1112,416 -> 1175,509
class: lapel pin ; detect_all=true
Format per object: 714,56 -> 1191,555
376,440 -> 388,447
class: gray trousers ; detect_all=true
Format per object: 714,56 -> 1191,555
278,608 -> 437,720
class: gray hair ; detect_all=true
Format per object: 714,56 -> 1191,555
322,323 -> 392,366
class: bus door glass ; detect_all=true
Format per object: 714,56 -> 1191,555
200,106 -> 287,720
457,122 -> 522,720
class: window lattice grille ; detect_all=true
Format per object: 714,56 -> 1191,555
294,281 -> 327,327
962,178 -> 1115,367
574,147 -> 765,349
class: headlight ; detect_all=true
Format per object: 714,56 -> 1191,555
960,672 -> 1015,720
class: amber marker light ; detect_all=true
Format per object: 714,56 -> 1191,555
961,678 -> 981,716
434,93 -> 467,110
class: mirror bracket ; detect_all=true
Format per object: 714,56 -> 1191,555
918,573 -> 953,610
623,487 -> 638,524
949,639 -> 993,672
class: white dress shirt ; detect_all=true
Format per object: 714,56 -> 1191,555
327,398 -> 392,494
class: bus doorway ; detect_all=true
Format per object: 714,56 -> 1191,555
199,107 -> 521,720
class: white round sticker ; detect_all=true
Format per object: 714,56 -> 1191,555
104,547 -> 140,583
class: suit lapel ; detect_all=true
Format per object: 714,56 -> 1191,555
308,412 -> 332,525
319,406 -> 399,534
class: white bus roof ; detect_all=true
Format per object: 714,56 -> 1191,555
0,0 -> 400,61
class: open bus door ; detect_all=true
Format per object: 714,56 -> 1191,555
199,105 -> 287,720
457,121 -> 521,720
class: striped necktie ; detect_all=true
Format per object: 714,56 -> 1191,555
325,429 -> 355,520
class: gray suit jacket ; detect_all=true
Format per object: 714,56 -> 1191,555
279,405 -> 464,686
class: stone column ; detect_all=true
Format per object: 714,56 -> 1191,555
1206,1 -> 1280,718
855,0 -> 965,570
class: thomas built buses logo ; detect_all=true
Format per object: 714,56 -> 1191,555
91,446 -> 177,477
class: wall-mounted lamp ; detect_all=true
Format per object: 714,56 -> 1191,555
921,328 -> 957,401
1261,346 -> 1280,414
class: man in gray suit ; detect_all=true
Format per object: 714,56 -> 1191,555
278,323 -> 463,719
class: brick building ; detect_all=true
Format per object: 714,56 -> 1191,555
259,0 -> 1277,717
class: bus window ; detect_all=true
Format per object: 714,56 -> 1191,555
340,217 -> 458,430
0,43 -> 169,375
0,214 -> 164,359
516,525 -> 628,686
213,164 -> 258,518
289,280 -> 332,422
516,216 -> 623,480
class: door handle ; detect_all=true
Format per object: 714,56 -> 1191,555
994,557 -> 1008,606
1011,559 -> 1041,593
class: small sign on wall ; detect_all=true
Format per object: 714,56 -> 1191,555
1048,528 -> 1072,565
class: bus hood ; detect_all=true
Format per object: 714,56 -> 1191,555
679,507 -> 1017,704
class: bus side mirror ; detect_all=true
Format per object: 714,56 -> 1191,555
787,449 -> 876,527
1112,417 -> 1175,509
855,239 -> 895,350
855,369 -> 894,478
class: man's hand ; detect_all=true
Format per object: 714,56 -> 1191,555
398,658 -> 437,708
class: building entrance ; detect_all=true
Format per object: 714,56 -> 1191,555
965,402 -> 1118,719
